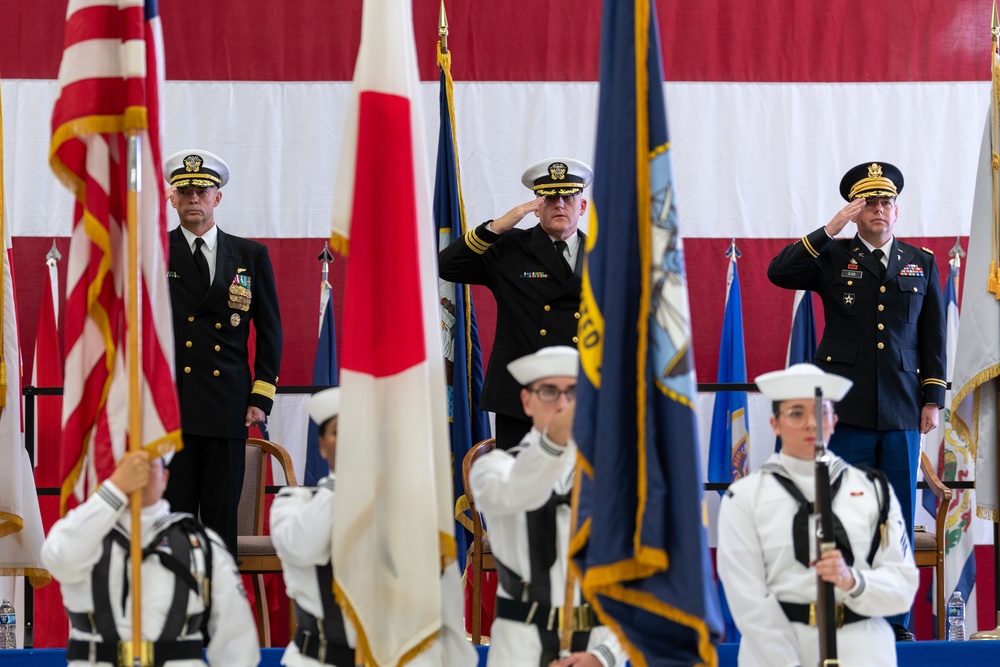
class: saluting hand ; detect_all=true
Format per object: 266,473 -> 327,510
824,198 -> 865,238
489,197 -> 544,234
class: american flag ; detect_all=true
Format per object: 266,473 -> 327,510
49,0 -> 180,514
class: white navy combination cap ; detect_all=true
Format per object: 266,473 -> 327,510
164,149 -> 231,189
507,346 -> 579,386
754,363 -> 852,403
306,387 -> 341,424
521,157 -> 594,196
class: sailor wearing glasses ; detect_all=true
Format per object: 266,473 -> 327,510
717,364 -> 918,667
469,346 -> 625,667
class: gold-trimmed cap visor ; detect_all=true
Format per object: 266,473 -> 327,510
839,161 -> 903,201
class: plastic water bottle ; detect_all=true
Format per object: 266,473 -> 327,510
947,591 -> 966,641
0,599 -> 15,649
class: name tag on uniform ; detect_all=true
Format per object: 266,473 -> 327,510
841,270 -> 863,279
520,271 -> 550,279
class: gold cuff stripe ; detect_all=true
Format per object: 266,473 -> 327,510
251,380 -> 277,400
848,177 -> 897,199
463,229 -> 491,254
801,235 -> 819,258
922,378 -> 947,387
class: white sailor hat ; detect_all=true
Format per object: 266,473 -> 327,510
306,387 -> 341,424
507,346 -> 579,386
164,149 -> 230,189
754,363 -> 852,403
521,157 -> 593,196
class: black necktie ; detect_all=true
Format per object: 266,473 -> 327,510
872,248 -> 887,282
553,240 -> 572,275
193,237 -> 211,291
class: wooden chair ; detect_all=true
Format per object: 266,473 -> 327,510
914,450 -> 951,640
236,438 -> 298,647
460,438 -> 497,645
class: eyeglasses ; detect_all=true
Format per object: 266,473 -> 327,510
530,384 -> 577,403
777,406 -> 833,427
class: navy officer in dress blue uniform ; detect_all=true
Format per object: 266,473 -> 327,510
767,161 -> 945,640
163,149 -> 283,556
439,158 -> 592,450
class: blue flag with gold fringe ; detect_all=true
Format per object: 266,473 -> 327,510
434,42 -> 491,572
571,0 -> 722,663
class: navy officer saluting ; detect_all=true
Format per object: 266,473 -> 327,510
163,149 -> 283,556
767,161 -> 945,640
439,158 -> 592,450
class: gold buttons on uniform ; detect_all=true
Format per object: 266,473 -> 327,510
540,329 -> 547,336
214,345 -> 221,351
878,304 -> 884,311
574,312 -> 581,319
877,323 -> 884,330
912,287 -> 918,292
544,305 -> 551,311
184,366 -> 191,373
215,323 -> 222,329
187,316 -> 195,322
877,342 -> 884,350
847,280 -> 853,286
185,341 -> 192,348
572,336 -> 579,343
880,286 -> 886,293
213,370 -> 220,377
826,356 -> 832,362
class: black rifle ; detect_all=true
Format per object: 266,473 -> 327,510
814,387 -> 839,665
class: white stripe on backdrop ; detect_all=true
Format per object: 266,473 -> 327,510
0,79 -> 990,239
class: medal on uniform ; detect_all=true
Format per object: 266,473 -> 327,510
229,274 -> 253,311
230,313 -> 241,327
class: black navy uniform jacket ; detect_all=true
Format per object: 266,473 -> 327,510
768,227 -> 946,431
439,222 -> 583,419
168,227 -> 282,440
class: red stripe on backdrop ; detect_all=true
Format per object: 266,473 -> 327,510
12,235 -> 963,396
0,0 -> 993,82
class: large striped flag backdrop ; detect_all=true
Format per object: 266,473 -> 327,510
48,0 -> 181,513
571,0 -> 721,664
329,0 -> 475,665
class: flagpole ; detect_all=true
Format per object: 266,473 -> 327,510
126,132 -> 147,666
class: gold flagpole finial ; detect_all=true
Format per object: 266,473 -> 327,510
993,0 -> 999,54
439,0 -> 449,54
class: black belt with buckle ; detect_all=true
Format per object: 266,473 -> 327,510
66,638 -> 203,666
495,597 -> 600,632
293,607 -> 355,666
779,601 -> 868,628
